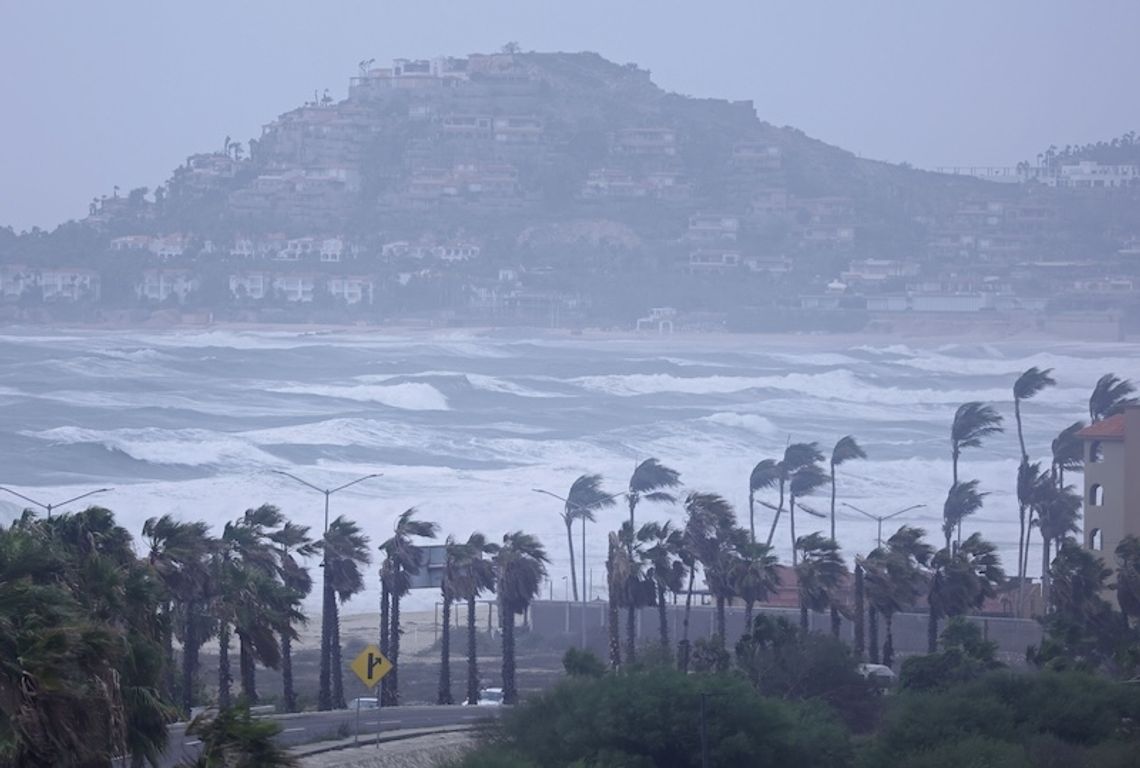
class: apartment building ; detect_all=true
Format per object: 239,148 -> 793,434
1078,408 -> 1140,591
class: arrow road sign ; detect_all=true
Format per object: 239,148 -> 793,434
351,644 -> 393,689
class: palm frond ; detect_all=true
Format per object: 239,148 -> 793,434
1014,366 -> 1056,401
629,458 -> 681,495
749,459 -> 781,492
1090,373 -> 1138,421
952,402 -> 1004,449
830,435 -> 867,467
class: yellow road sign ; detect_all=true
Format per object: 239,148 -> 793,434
351,644 -> 393,689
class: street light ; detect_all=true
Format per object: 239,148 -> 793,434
0,486 -> 112,518
271,469 -> 381,711
841,502 -> 925,548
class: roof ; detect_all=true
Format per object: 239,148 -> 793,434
1077,414 -> 1126,441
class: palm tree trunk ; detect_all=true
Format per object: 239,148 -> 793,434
883,614 -> 895,668
1041,537 -> 1052,612
927,599 -> 938,654
790,497 -> 799,566
868,607 -> 880,664
466,595 -> 479,705
625,596 -> 637,664
800,602 -> 809,631
853,565 -> 865,660
657,583 -> 669,652
239,633 -> 257,704
379,582 -> 390,706
1022,512 -> 1034,613
1016,498 -> 1028,616
438,593 -> 452,705
318,575 -> 334,711
161,602 -> 175,703
330,600 -> 344,709
389,592 -> 401,705
765,481 -> 785,547
744,599 -> 754,636
748,490 -> 755,544
607,576 -> 621,669
830,605 -> 841,638
181,599 -> 198,717
566,522 -> 579,602
678,566 -> 695,672
1015,398 -> 1026,461
502,609 -> 517,705
830,466 -> 837,541
218,622 -> 232,709
281,629 -> 296,713
715,595 -> 726,642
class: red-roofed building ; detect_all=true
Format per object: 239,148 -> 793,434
1078,408 -> 1140,596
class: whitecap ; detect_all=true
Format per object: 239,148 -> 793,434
269,382 -> 449,410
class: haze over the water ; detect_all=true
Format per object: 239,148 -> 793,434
3,0 -> 1139,231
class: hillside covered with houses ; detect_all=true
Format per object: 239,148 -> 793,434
2,50 -> 1140,332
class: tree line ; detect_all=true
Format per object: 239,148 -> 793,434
2,367 -> 1139,765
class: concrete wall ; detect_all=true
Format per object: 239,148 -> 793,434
528,600 -> 1043,667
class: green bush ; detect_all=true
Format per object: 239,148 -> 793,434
562,647 -> 606,678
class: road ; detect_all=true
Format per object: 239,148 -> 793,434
150,705 -> 499,768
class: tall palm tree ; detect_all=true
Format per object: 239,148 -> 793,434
451,533 -> 497,706
142,514 -> 213,716
794,533 -> 848,633
1013,367 -> 1054,601
763,442 -> 825,548
731,541 -> 779,633
864,526 -> 931,666
951,402 -> 1004,486
624,458 -> 680,662
378,508 -> 438,706
677,492 -> 732,670
788,463 -> 828,566
495,532 -> 549,705
1035,481 -> 1082,609
605,531 -> 628,669
927,533 -> 1004,652
1089,373 -> 1138,422
942,480 -> 987,553
563,474 -> 617,602
269,522 -> 317,713
615,522 -> 654,661
438,536 -> 462,705
638,521 -> 686,653
853,561 -> 866,660
682,492 -> 740,648
323,516 -> 371,710
829,436 -> 866,542
1017,461 -> 1045,613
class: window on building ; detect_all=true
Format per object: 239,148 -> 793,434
1089,528 -> 1103,551
1090,441 -> 1104,463
1089,484 -> 1104,506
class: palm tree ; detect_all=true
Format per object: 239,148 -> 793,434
624,458 -> 680,662
788,463 -> 828,566
763,442 -> 825,548
677,492 -> 732,670
495,532 -> 549,705
232,505 -> 289,705
731,541 -> 779,633
1035,481 -> 1082,609
951,402 -> 1004,486
927,534 -> 1004,652
638,521 -> 686,653
269,522 -> 317,713
563,474 -> 617,602
853,561 -> 866,660
942,480 -> 987,553
1089,373 -> 1138,422
605,531 -> 627,669
1114,536 -> 1140,623
438,536 -> 462,705
142,514 -> 213,716
829,436 -> 866,542
323,516 -> 371,709
864,526 -> 932,666
450,533 -> 497,706
794,533 -> 848,633
1014,368 -> 1054,600
683,492 -> 741,649
378,508 -> 438,706
181,706 -> 298,767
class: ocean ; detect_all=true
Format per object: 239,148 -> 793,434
1,328 -> 1133,613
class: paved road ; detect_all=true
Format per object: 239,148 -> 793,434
148,705 -> 499,768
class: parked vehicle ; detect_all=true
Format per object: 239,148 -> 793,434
349,697 -> 379,710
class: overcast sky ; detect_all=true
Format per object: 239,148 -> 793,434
2,0 -> 1138,231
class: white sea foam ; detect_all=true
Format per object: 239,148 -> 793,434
701,412 -> 778,433
23,426 -> 280,467
269,382 -> 449,410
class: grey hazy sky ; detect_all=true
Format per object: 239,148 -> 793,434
2,0 -> 1138,231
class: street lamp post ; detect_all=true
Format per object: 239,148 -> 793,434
0,486 -> 112,519
271,470 -> 381,710
841,502 -> 925,548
